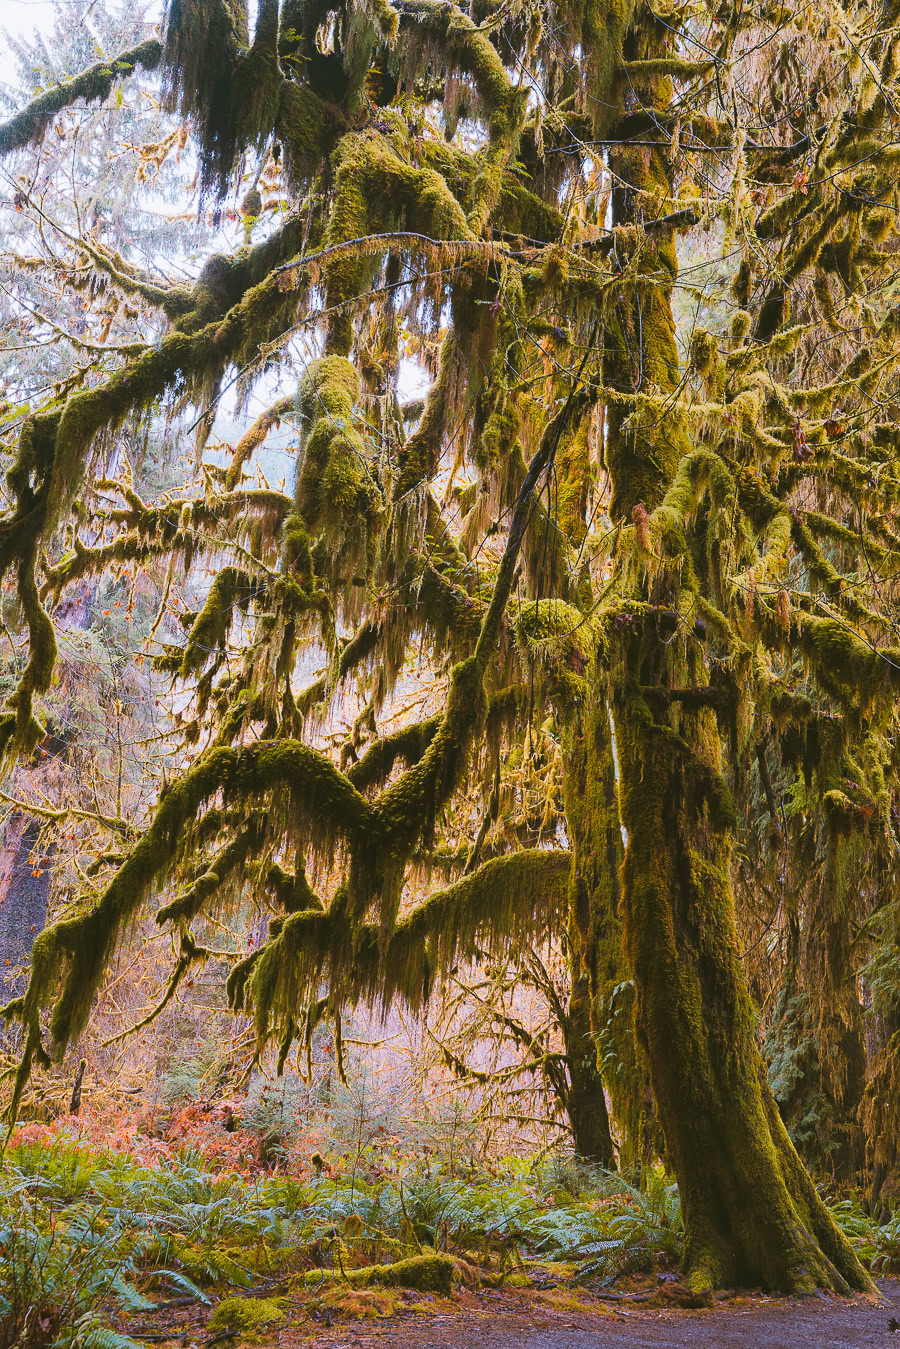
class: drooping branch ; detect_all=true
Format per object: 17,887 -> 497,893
229,847 -> 571,1052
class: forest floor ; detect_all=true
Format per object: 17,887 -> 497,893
135,1277 -> 900,1348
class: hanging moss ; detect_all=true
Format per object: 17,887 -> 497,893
156,813 -> 268,925
394,0 -> 525,139
0,39 -> 162,159
794,613 -> 900,717
234,847 -> 570,1044
2,735 -> 376,1106
276,80 -> 342,189
42,487 -> 289,603
346,714 -> 441,792
236,0 -> 283,145
163,0 -> 249,193
322,130 -> 474,350
180,566 -> 256,677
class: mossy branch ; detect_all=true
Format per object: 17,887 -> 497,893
0,39 -> 162,159
41,488 -> 289,600
346,715 -> 442,793
394,0 -> 522,135
233,848 -> 570,1050
1,736 -> 375,1109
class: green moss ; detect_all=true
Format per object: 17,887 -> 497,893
0,39 -> 162,159
163,0 -> 248,193
231,0 -> 282,151
794,613 -> 900,717
293,356 -> 384,571
276,80 -> 341,188
346,714 -> 441,793
562,693 -> 659,1167
234,847 -> 569,1053
208,1295 -> 284,1339
603,151 -> 685,519
5,557 -> 57,762
323,131 -> 473,349
180,566 -> 254,677
282,512 -> 314,586
597,11 -> 874,1291
394,0 -> 525,138
514,599 -> 596,706
297,1253 -> 456,1293
623,56 -> 713,81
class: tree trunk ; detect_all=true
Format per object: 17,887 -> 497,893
598,20 -> 872,1291
0,815 -> 52,1009
563,694 -> 661,1170
563,969 -> 615,1165
614,692 -> 869,1291
804,837 -> 867,1185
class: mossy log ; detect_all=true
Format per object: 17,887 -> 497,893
297,1253 -> 458,1293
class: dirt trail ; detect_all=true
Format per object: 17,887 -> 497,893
306,1278 -> 900,1349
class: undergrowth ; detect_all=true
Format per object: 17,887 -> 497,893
830,1198 -> 900,1275
1,1138 -> 896,1346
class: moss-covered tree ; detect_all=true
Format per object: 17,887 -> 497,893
3,0 -> 900,1294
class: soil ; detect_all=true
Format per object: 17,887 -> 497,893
302,1278 -> 900,1348
133,1277 -> 900,1348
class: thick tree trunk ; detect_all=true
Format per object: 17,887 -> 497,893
614,693 -> 869,1291
804,852 -> 867,1185
597,20 -> 872,1290
563,696 -> 661,1169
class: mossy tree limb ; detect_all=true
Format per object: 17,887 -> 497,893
0,39 -> 162,159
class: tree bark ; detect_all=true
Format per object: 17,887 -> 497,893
563,694 -> 661,1170
0,815 -> 52,1007
613,691 -> 869,1291
563,969 -> 615,1165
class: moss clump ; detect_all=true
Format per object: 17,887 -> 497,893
313,1288 -> 404,1318
208,1295 -> 284,1339
293,356 -> 384,558
515,600 -> 595,666
282,512 -> 314,586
